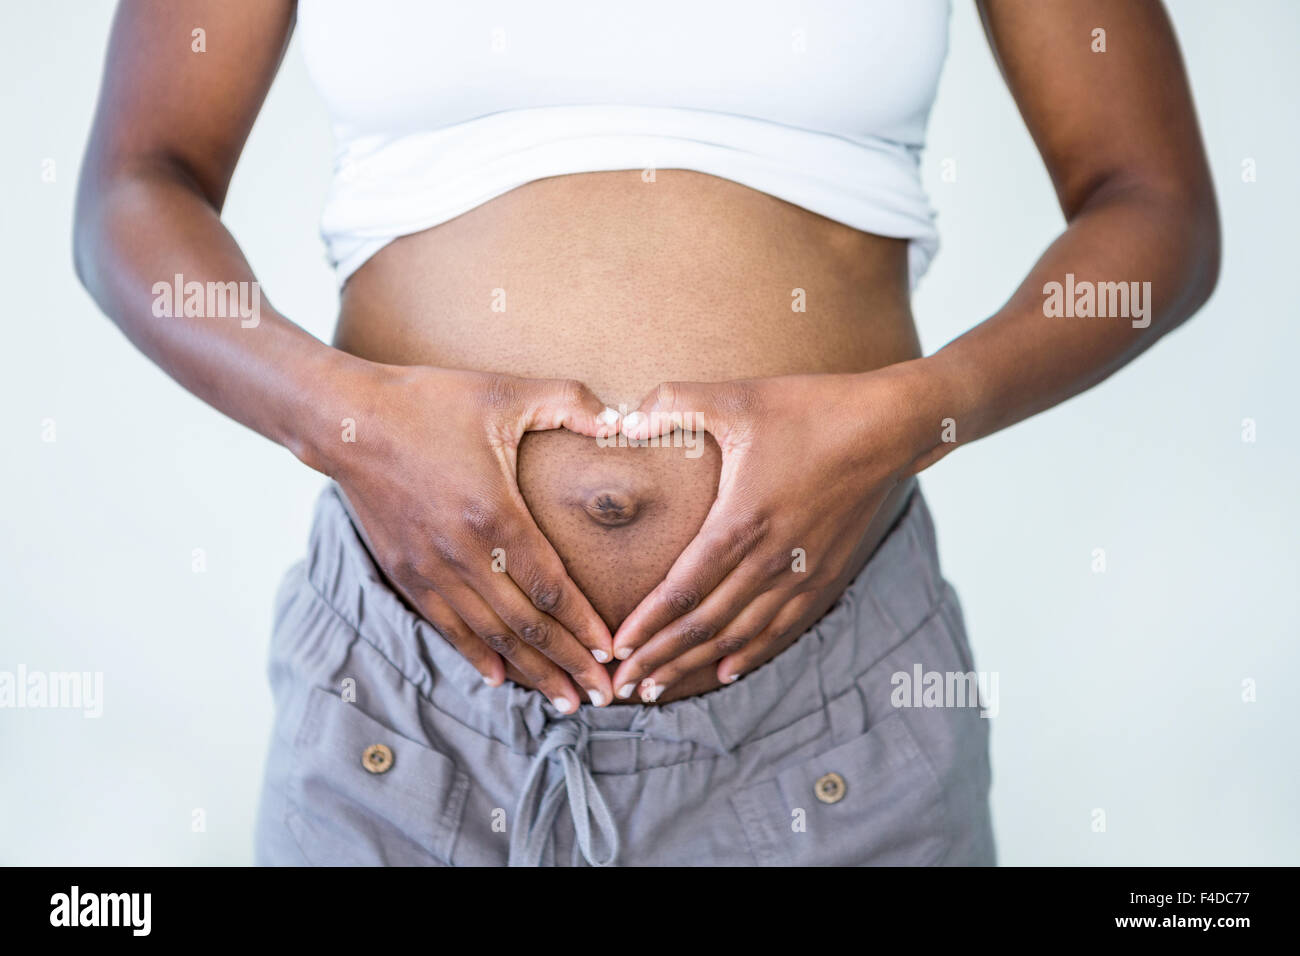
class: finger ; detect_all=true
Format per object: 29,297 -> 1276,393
620,380 -> 745,442
716,592 -> 819,684
487,385 -> 617,659
386,571 -> 506,685
610,556 -> 780,694
464,556 -> 615,706
634,590 -> 792,700
441,585 -> 589,712
520,377 -> 620,439
413,588 -> 505,686
502,517 -> 615,664
611,504 -> 765,659
450,492 -> 614,704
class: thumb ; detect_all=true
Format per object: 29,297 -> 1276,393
621,380 -> 741,442
521,377 -> 621,439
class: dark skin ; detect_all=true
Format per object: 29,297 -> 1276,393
75,1 -> 1219,705
609,0 -> 1223,696
74,0 -> 621,711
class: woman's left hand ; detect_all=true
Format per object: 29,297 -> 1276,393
609,362 -> 948,701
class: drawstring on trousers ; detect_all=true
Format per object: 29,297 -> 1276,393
508,719 -> 644,867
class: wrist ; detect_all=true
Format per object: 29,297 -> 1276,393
864,353 -> 975,475
283,346 -> 396,478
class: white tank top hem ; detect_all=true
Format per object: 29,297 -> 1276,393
325,105 -> 938,290
299,1 -> 952,291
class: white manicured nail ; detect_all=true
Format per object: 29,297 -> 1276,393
722,672 -> 739,683
588,690 -> 606,707
641,680 -> 663,703
598,407 -> 621,426
614,646 -> 631,660
617,683 -> 636,699
623,411 -> 646,434
554,697 -> 574,713
592,649 -> 611,663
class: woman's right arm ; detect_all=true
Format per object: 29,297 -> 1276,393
74,0 -> 616,710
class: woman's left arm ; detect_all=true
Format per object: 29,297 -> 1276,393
609,0 -> 1221,699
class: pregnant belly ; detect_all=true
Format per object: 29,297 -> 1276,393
334,170 -> 921,696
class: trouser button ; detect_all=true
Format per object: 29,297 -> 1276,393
362,743 -> 394,774
815,771 -> 846,804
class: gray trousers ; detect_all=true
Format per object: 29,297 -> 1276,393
254,484 -> 996,866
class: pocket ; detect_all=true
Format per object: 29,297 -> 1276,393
285,687 -> 469,866
729,712 -> 949,866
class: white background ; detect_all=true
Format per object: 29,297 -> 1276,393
1,1 -> 1296,865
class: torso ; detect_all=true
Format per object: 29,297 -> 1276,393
334,169 -> 920,700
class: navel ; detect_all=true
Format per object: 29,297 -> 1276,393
581,490 -> 641,527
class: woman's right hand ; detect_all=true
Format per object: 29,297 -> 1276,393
316,363 -> 620,711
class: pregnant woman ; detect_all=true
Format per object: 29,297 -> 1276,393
74,0 -> 1218,866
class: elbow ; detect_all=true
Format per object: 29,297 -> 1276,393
1180,187 -> 1222,318
1081,170 -> 1222,331
71,168 -> 104,296
1141,180 -> 1221,335
71,216 -> 94,294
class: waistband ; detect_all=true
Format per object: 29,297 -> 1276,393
304,480 -> 949,759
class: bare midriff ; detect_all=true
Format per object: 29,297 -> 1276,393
334,170 -> 921,701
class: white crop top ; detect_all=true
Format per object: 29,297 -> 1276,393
297,0 -> 951,288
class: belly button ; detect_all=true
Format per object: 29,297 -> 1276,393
582,491 -> 641,527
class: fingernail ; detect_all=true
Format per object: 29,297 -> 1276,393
554,697 -> 575,713
617,683 -> 636,699
722,672 -> 739,684
640,680 -> 663,703
623,411 -> 646,435
614,646 -> 631,660
598,407 -> 621,426
592,648 -> 611,663
482,674 -> 496,686
588,689 -> 606,707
